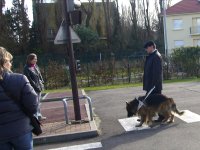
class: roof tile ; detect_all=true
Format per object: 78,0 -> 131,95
166,0 -> 200,15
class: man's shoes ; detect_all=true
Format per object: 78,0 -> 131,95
38,116 -> 47,121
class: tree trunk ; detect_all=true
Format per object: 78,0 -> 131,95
0,0 -> 5,33
81,0 -> 94,27
102,0 -> 111,49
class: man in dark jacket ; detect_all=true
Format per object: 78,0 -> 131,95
143,41 -> 164,121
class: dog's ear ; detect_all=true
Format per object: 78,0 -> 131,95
126,101 -> 129,105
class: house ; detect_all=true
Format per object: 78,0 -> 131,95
166,0 -> 200,54
32,1 -> 115,53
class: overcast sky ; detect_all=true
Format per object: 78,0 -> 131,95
5,0 -> 182,22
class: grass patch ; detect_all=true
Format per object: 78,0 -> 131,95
43,77 -> 200,93
84,83 -> 142,92
43,87 -> 71,93
164,77 -> 200,83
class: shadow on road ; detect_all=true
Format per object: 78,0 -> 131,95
100,123 -> 179,150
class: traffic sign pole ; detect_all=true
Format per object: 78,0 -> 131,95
63,0 -> 81,121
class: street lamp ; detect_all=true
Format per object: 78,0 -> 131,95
162,0 -> 170,79
163,0 -> 168,57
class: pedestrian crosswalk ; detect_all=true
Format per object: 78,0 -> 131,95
119,110 -> 200,132
48,142 -> 102,150
175,110 -> 200,123
47,110 -> 200,150
119,117 -> 150,131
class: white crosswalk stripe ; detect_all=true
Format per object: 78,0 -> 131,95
48,142 -> 102,150
174,110 -> 200,123
118,117 -> 150,132
119,110 -> 200,131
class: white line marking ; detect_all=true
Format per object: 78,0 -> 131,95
118,117 -> 150,131
174,110 -> 200,123
48,142 -> 102,150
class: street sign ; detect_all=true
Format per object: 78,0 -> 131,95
54,20 -> 81,45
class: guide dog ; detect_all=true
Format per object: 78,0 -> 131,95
126,94 -> 184,127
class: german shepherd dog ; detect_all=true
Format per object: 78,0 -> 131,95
126,94 -> 184,127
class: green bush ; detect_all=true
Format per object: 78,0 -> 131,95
171,47 -> 200,77
43,60 -> 69,89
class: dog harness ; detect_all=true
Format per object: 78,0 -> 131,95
136,98 -> 146,111
136,86 -> 155,111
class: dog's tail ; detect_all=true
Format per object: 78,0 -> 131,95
170,98 -> 184,115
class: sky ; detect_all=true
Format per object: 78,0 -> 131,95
5,0 -> 182,22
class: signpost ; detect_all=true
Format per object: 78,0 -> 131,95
54,20 -> 81,44
54,0 -> 82,121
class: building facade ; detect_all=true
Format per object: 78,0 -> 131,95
166,0 -> 200,54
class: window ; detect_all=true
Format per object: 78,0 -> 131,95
47,28 -> 55,39
173,19 -> 183,30
197,18 -> 200,26
192,18 -> 200,34
47,29 -> 54,36
174,40 -> 184,48
194,39 -> 200,46
197,18 -> 200,33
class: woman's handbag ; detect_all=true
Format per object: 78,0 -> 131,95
29,114 -> 42,136
0,82 -> 42,136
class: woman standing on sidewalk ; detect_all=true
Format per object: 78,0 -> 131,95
24,53 -> 46,121
0,47 -> 38,149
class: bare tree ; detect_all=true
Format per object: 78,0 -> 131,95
81,0 -> 94,27
32,0 -> 48,52
129,0 -> 138,38
102,0 -> 112,49
142,0 -> 151,38
21,0 -> 30,53
0,0 -> 5,32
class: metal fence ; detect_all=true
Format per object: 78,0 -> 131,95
12,52 -> 186,89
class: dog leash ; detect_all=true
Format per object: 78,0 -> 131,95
143,86 -> 155,102
137,86 -> 155,111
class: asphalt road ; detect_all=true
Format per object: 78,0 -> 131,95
35,82 -> 200,150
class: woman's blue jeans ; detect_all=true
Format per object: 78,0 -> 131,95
0,132 -> 33,150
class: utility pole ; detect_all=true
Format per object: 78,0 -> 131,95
63,0 -> 81,121
163,0 -> 168,57
163,0 -> 169,79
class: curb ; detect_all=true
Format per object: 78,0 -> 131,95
33,120 -> 98,145
34,89 -> 99,145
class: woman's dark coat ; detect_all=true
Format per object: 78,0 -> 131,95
24,65 -> 44,92
0,72 -> 38,142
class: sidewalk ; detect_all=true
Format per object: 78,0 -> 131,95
34,90 -> 98,145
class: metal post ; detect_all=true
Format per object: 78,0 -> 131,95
84,95 -> 93,121
63,0 -> 81,120
163,0 -> 169,79
128,57 -> 131,83
87,62 -> 90,87
62,98 -> 69,124
163,0 -> 168,57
